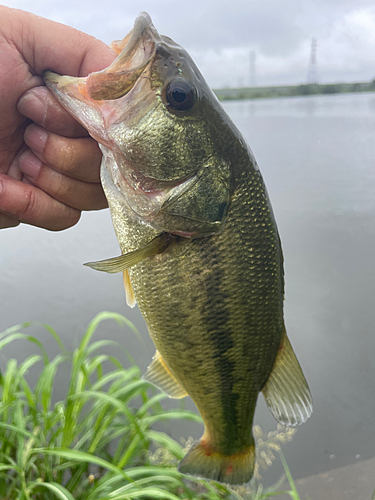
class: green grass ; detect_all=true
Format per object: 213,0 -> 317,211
0,312 -> 300,500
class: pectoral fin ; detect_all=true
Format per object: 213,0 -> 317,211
84,232 -> 171,273
144,351 -> 188,399
262,332 -> 312,426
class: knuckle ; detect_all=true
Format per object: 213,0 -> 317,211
58,144 -> 77,173
20,185 -> 81,231
45,135 -> 101,182
44,136 -> 77,174
51,209 -> 81,231
52,175 -> 72,201
18,187 -> 38,221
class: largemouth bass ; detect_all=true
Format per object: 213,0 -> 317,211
44,12 -> 312,485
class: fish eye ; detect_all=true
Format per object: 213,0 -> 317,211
165,79 -> 195,111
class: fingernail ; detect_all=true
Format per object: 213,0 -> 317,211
18,150 -> 42,179
24,124 -> 48,154
18,90 -> 47,126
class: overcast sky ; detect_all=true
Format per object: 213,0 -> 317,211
3,0 -> 375,87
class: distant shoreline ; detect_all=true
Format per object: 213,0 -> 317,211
213,81 -> 375,101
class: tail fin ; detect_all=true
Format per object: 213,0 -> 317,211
178,439 -> 255,485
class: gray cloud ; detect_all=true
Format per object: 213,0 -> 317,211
3,0 -> 375,86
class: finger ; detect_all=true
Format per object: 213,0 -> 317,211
24,123 -> 102,183
18,87 -> 89,138
0,213 -> 20,229
10,7 -> 116,77
8,144 -> 26,181
18,149 -> 107,211
0,175 -> 80,231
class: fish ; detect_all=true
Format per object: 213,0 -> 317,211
44,12 -> 312,485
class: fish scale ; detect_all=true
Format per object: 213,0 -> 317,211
44,11 -> 312,485
128,161 -> 283,455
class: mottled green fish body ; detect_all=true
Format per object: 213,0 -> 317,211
44,12 -> 312,485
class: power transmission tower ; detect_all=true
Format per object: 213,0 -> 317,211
249,50 -> 256,87
306,37 -> 318,84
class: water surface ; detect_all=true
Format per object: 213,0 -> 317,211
1,92 -> 375,484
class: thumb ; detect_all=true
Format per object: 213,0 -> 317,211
3,6 -> 116,77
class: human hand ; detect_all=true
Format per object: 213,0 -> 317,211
0,6 -> 116,230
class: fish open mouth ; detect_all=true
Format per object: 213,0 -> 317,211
43,12 -> 159,143
45,12 -> 158,101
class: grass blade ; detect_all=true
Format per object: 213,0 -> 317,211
29,481 -> 76,500
31,448 -> 133,481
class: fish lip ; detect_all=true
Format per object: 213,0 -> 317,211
43,71 -> 63,84
43,71 -> 85,91
85,12 -> 159,101
120,11 -> 155,56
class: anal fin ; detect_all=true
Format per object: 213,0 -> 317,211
144,351 -> 188,399
262,331 -> 312,426
123,270 -> 136,308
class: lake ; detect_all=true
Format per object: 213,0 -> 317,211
1,91 -> 375,486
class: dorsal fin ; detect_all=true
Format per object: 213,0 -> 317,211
262,331 -> 312,426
